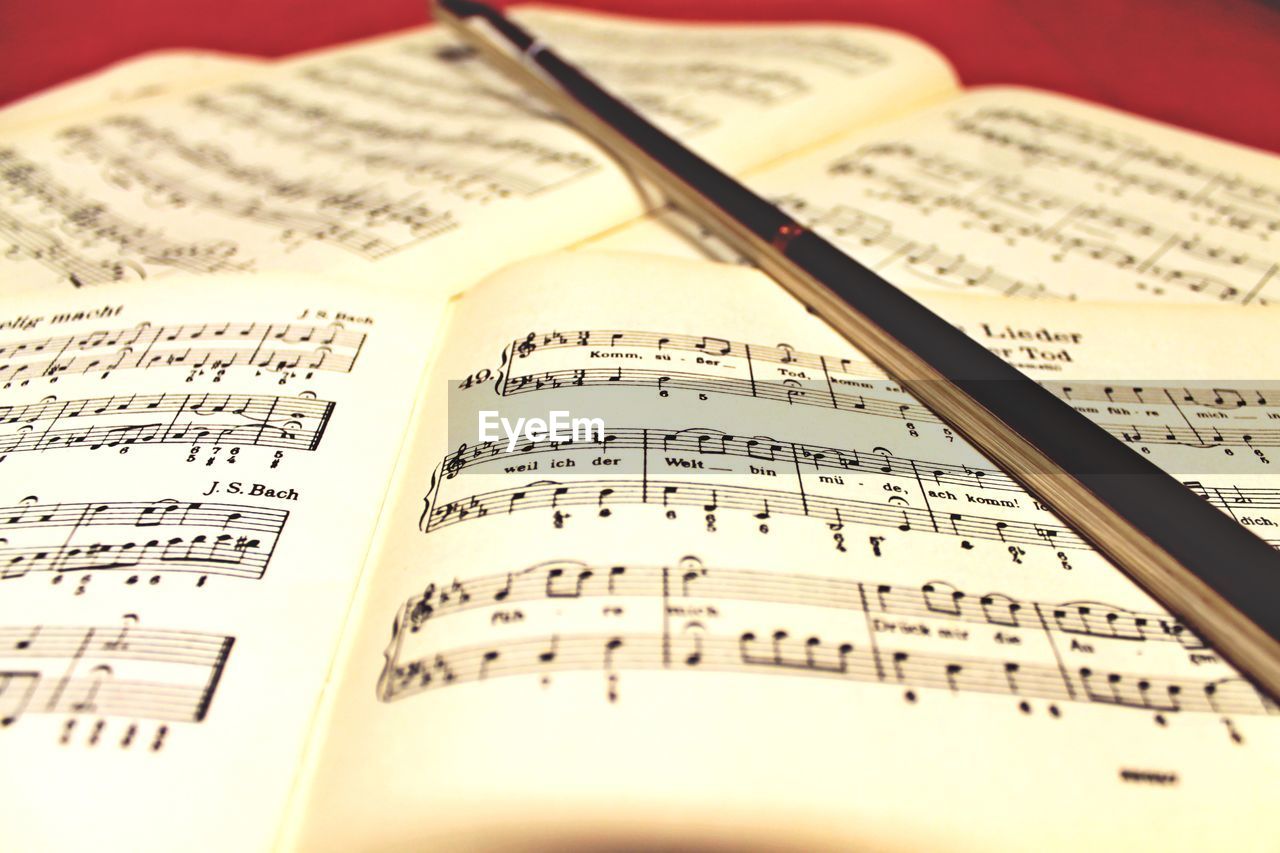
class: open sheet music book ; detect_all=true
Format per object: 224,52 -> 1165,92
3,6 -> 1278,305
1,6 -> 1279,852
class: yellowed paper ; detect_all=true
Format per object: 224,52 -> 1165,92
0,273 -> 443,852
291,252 -> 1280,851
0,51 -> 265,132
586,87 -> 1280,305
0,6 -> 956,298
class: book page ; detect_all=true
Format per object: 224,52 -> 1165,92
0,6 -> 957,299
290,252 -> 1279,851
586,86 -> 1280,305
0,273 -> 444,852
0,51 -> 266,131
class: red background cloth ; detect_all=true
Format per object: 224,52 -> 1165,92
2,0 -> 1278,154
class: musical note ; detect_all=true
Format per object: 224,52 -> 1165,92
817,118 -> 1279,303
0,391 -> 334,458
0,620 -> 234,725
0,322 -> 365,385
0,499 -> 287,581
383,554 -> 1266,719
502,330 -> 1280,451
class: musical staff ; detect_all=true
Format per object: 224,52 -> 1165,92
0,26 -> 604,285
821,142 -> 1275,303
422,416 -> 1280,546
774,195 -> 1070,299
381,631 -> 1273,716
0,8 -> 920,290
61,118 -> 460,260
0,391 -> 334,457
503,329 -> 1280,451
0,617 -> 233,726
438,426 -> 1280,516
301,54 -> 524,122
951,108 -> 1280,247
530,14 -> 891,80
379,557 -> 1273,716
185,86 -> 597,206
0,148 -> 255,288
0,499 -> 288,580
423,474 -> 1086,550
0,321 -> 365,385
396,560 -> 1209,647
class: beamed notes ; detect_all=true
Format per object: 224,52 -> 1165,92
589,90 -> 1280,305
5,7 -> 1280,848
501,329 -> 1280,452
0,321 -> 365,386
0,8 -> 946,297
421,425 -> 1278,552
0,499 -> 287,581
0,616 -> 234,729
0,275 -> 440,851
415,316 -> 1280,562
379,556 -> 1272,716
0,391 -> 334,459
351,251 -> 1280,770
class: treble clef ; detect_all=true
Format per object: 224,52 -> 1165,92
409,583 -> 436,630
515,333 -> 537,358
444,442 -> 467,479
